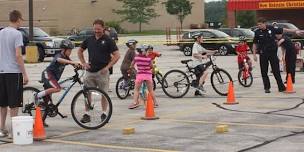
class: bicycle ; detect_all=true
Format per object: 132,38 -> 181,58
115,70 -> 156,100
161,55 -> 232,98
22,67 -> 112,130
237,57 -> 253,87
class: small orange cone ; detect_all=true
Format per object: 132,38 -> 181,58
33,106 -> 46,140
224,81 -> 238,105
284,73 -> 296,93
141,93 -> 159,120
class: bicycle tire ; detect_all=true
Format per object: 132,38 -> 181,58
238,70 -> 253,87
115,77 -> 130,99
71,87 -> 112,130
211,68 -> 233,96
156,72 -> 168,88
162,70 -> 190,98
153,78 -> 156,90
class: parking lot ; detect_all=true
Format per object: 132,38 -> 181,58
1,35 -> 304,152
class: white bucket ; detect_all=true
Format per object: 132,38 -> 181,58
12,116 -> 33,145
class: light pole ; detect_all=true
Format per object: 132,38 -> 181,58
29,0 -> 33,41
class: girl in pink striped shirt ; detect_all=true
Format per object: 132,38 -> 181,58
128,45 -> 158,109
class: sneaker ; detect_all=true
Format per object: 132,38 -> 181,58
101,113 -> 108,122
128,103 -> 140,109
80,114 -> 91,123
198,86 -> 206,93
265,89 -> 271,93
34,93 -> 43,106
194,90 -> 203,96
0,130 -> 8,137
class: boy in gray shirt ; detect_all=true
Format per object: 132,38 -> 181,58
0,10 -> 28,137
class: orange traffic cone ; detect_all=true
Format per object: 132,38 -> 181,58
141,93 -> 159,120
33,106 -> 46,141
224,81 -> 238,105
284,73 -> 296,93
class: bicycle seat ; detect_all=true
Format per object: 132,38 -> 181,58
181,59 -> 193,64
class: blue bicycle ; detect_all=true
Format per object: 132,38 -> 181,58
22,67 -> 112,130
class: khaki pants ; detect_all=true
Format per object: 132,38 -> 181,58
84,69 -> 109,92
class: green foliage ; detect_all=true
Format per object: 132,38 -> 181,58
163,0 -> 194,28
105,21 -> 124,33
236,11 -> 256,28
205,0 -> 227,23
113,0 -> 159,32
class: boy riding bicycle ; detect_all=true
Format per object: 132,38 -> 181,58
236,36 -> 252,71
146,44 -> 161,75
35,39 -> 80,104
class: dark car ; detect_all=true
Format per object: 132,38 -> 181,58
218,28 -> 254,38
68,27 -> 118,42
178,29 -> 238,56
18,27 -> 64,62
0,27 -> 63,62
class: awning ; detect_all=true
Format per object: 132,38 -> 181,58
227,0 -> 304,11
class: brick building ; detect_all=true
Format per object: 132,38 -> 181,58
227,0 -> 304,29
0,0 -> 204,35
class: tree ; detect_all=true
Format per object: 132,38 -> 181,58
113,0 -> 159,32
236,11 -> 256,28
205,0 -> 227,23
163,0 -> 194,28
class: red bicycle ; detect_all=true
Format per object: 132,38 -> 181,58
237,55 -> 253,87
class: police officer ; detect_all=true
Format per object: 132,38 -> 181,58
253,18 -> 303,93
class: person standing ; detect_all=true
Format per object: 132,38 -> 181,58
0,10 -> 28,137
252,18 -> 302,93
276,29 -> 297,83
78,19 -> 120,123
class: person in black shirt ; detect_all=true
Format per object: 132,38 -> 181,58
253,18 -> 303,93
276,29 -> 297,83
36,40 -> 79,103
78,19 -> 120,123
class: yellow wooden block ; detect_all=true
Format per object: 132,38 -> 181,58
25,46 -> 39,63
122,128 -> 135,135
215,125 -> 228,133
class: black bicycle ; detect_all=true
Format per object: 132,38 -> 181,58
161,55 -> 232,98
22,67 -> 112,130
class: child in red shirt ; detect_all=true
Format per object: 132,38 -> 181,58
236,36 -> 252,71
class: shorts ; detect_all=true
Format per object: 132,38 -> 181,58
194,64 -> 208,79
41,70 -> 61,89
84,69 -> 109,92
135,74 -> 152,84
0,73 -> 23,108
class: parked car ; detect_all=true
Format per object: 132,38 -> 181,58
218,28 -> 254,52
19,27 -> 64,62
68,27 -> 118,42
0,27 -> 64,62
177,29 -> 238,56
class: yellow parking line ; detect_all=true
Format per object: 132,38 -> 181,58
50,130 -> 89,139
46,139 -> 180,152
165,119 -> 304,130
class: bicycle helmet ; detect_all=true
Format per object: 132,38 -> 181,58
146,44 -> 153,50
239,36 -> 246,42
136,45 -> 146,53
60,39 -> 75,49
192,32 -> 203,39
126,39 -> 138,47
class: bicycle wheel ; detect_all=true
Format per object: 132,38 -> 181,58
71,87 -> 112,130
211,68 -> 233,96
156,72 -> 168,88
22,87 -> 39,116
162,70 -> 190,98
115,77 -> 130,99
238,70 -> 253,87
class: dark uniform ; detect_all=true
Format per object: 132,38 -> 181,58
253,25 -> 286,92
279,36 -> 297,83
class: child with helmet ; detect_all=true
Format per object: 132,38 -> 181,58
120,39 -> 138,88
128,45 -> 158,109
35,39 -> 80,105
236,36 -> 252,71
